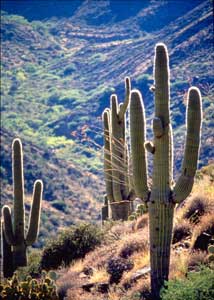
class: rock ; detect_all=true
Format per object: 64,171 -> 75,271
130,266 -> 150,282
82,282 -> 109,293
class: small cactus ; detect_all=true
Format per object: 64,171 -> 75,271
1,138 -> 43,275
208,244 -> 214,254
0,272 -> 59,300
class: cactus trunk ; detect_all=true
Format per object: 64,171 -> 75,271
13,244 -> 27,268
148,44 -> 175,298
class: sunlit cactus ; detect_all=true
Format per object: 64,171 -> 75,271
102,77 -> 134,220
2,138 -> 43,275
129,43 -> 202,298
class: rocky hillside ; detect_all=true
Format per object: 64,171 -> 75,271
1,0 -> 213,243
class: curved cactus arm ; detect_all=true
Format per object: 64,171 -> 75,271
26,180 -> 43,246
145,141 -> 155,154
173,87 -> 202,203
1,221 -> 14,278
130,89 -> 150,200
118,76 -> 131,121
2,205 -> 16,245
12,138 -> 25,242
103,109 -> 114,202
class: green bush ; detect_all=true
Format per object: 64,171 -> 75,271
40,223 -> 103,270
160,266 -> 214,300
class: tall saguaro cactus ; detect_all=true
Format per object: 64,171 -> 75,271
102,77 -> 134,220
2,138 -> 43,273
130,43 -> 202,298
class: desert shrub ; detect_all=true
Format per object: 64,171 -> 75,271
187,251 -> 207,271
172,220 -> 192,244
0,271 -> 59,300
40,223 -> 103,270
51,200 -> 67,211
160,266 -> 214,300
134,214 -> 148,231
192,214 -> 214,251
183,195 -> 211,224
107,257 -> 134,284
119,239 -> 148,259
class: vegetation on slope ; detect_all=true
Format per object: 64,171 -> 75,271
1,0 -> 213,242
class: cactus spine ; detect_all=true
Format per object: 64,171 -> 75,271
2,138 -> 43,274
129,43 -> 202,298
102,77 -> 134,220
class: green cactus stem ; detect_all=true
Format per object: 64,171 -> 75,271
2,138 -> 43,271
103,109 -> 114,203
129,43 -> 202,298
103,77 -> 133,220
1,220 -> 14,278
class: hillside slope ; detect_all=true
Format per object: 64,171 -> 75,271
1,0 -> 213,242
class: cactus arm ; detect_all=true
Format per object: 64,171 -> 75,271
1,221 -> 14,278
122,142 -> 130,199
154,43 -> 170,126
145,141 -> 155,154
2,205 -> 16,245
12,138 -> 25,242
173,87 -> 202,203
152,43 -> 173,192
111,94 -> 123,201
103,109 -> 114,202
26,180 -> 43,246
130,89 -> 150,200
118,76 -> 131,121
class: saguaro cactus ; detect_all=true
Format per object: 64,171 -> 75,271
1,220 -> 14,278
102,77 -> 134,220
130,43 -> 202,298
2,138 -> 43,272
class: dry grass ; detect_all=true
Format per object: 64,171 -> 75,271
169,251 -> 189,279
134,214 -> 149,231
88,267 -> 109,284
181,194 -> 213,223
172,219 -> 192,244
57,165 -> 214,300
187,250 -> 207,271
191,213 -> 214,250
70,259 -> 85,272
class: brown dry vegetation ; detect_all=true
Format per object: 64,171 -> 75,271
56,165 -> 214,300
